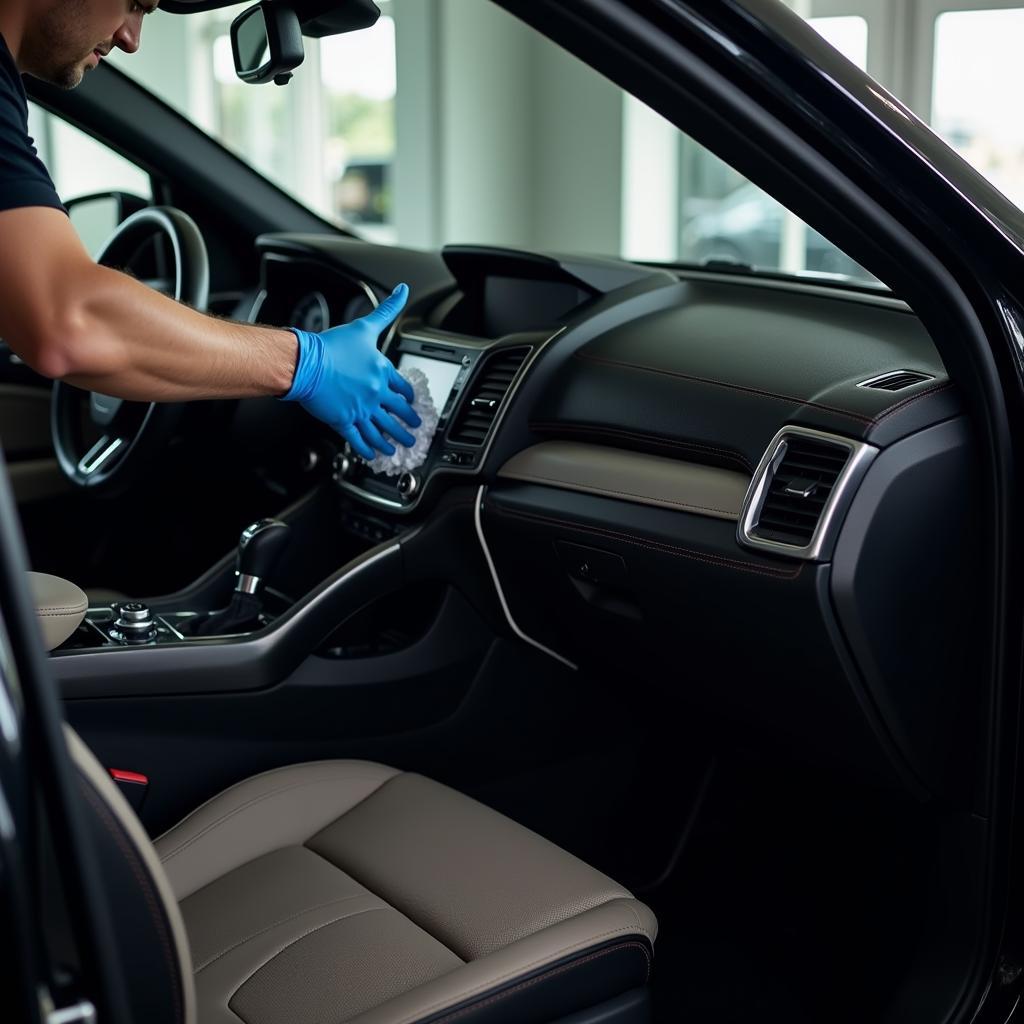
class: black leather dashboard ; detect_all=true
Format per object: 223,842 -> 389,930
251,234 -> 980,804
527,279 -> 960,473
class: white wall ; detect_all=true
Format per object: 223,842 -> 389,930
125,11 -> 193,112
52,0 -> 1016,267
57,0 -> 629,254
392,0 -> 623,253
531,30 -> 622,255
436,0 -> 534,249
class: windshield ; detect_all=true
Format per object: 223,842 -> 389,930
108,0 -> 881,287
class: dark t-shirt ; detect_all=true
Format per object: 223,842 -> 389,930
0,34 -> 64,213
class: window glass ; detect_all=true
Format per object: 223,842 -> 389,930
674,14 -> 872,283
27,102 -> 152,255
27,102 -> 152,202
321,19 -> 396,240
112,4 -> 396,239
108,1 -> 877,286
810,15 -> 868,69
932,8 -> 1024,208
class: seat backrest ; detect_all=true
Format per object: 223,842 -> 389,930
63,726 -> 196,1024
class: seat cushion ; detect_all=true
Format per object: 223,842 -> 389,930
154,761 -> 656,1024
28,571 -> 88,650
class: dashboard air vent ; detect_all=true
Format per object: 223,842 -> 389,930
858,369 -> 933,391
448,347 -> 530,446
750,435 -> 851,547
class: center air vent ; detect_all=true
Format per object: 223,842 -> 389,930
447,347 -> 530,446
739,428 -> 877,559
858,370 -> 933,391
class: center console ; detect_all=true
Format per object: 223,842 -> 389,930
47,243 -> 654,685
61,517 -> 298,650
333,331 -> 547,511
333,245 -> 604,512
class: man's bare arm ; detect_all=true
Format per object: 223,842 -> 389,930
0,205 -> 298,400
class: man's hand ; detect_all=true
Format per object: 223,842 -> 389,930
281,283 -> 421,459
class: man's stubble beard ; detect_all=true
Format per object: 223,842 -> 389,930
21,0 -> 103,89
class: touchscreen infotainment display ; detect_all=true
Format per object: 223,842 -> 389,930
397,354 -> 462,416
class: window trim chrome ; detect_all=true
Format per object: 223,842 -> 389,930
737,426 -> 878,561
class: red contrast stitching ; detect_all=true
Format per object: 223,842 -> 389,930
528,421 -> 755,473
573,351 -> 876,424
507,472 -> 738,516
869,381 -> 954,425
491,506 -> 802,580
573,353 -> 955,428
80,780 -> 184,1024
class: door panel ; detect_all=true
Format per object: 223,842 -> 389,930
0,384 -> 51,456
0,346 -> 69,504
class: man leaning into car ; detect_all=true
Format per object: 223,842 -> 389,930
0,0 -> 420,461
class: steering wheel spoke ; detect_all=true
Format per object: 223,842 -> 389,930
50,206 -> 209,491
89,391 -> 124,427
76,434 -> 128,477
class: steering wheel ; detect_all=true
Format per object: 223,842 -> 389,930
51,206 -> 210,491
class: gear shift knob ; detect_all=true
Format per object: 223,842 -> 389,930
235,519 -> 290,594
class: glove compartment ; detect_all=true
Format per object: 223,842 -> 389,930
481,437 -> 973,798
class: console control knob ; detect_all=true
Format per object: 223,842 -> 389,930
397,472 -> 419,498
332,453 -> 353,482
118,601 -> 151,624
112,602 -> 157,644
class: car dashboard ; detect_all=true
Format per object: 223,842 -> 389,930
245,231 -> 979,805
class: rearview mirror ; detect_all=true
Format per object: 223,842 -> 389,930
230,1 -> 304,85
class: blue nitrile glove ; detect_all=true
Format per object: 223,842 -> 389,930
282,283 -> 421,460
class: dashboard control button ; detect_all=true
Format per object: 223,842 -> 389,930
441,450 -> 475,466
397,472 -> 419,497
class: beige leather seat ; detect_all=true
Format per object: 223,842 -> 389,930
27,570 -> 88,649
67,730 -> 657,1024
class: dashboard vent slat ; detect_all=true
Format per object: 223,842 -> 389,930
447,347 -> 530,446
858,370 -> 933,391
740,428 -> 877,560
751,436 -> 851,547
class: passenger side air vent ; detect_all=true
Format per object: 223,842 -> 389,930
752,437 -> 848,546
447,347 -> 530,446
858,369 -> 933,391
739,428 -> 877,559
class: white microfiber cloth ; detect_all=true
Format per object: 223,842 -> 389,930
365,367 -> 440,477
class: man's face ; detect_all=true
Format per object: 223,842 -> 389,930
20,0 -> 157,89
